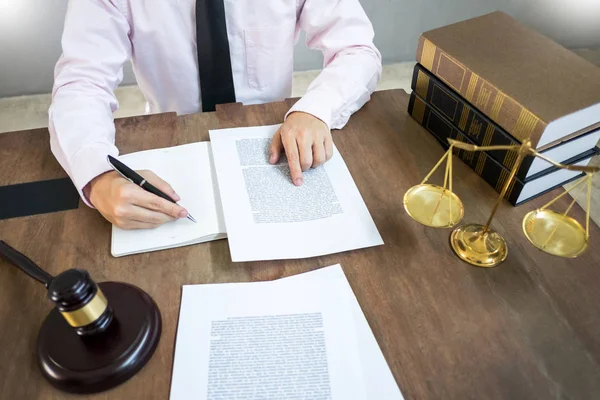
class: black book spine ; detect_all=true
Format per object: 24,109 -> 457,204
411,63 -> 535,180
408,92 -> 523,205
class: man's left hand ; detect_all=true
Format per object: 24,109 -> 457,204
269,112 -> 333,186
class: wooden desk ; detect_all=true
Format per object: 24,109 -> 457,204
1,90 -> 600,400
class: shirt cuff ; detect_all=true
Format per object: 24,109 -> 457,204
68,142 -> 119,207
285,88 -> 341,130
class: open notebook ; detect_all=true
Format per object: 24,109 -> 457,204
111,142 -> 226,257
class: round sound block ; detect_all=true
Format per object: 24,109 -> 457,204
37,282 -> 161,394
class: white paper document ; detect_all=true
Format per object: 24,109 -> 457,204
280,266 -> 404,400
170,264 -> 403,400
111,142 -> 226,257
209,125 -> 383,261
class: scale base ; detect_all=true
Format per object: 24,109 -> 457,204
450,223 -> 508,268
37,282 -> 161,394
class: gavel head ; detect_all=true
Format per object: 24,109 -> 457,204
47,269 -> 114,336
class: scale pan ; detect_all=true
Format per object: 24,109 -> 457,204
403,184 -> 464,228
523,209 -> 588,258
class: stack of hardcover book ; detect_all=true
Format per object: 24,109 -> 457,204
408,11 -> 600,205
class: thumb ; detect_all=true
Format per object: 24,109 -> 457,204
138,170 -> 181,202
269,129 -> 283,164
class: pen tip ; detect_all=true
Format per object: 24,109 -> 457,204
187,214 -> 198,223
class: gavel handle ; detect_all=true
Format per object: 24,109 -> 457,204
0,240 -> 53,288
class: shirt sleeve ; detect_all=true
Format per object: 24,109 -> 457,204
49,0 -> 131,205
287,0 -> 382,129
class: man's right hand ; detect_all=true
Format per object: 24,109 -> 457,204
84,170 -> 189,230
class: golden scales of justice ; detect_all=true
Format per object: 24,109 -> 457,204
403,139 -> 599,267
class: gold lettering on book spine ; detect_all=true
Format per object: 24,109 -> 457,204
475,86 -> 492,110
416,71 -> 430,98
503,151 -> 510,169
513,109 -> 539,141
452,132 -> 462,159
473,125 -> 494,176
421,39 -> 436,71
496,169 -> 509,192
466,73 -> 479,102
502,144 -> 519,170
508,148 -> 518,169
459,106 -> 470,131
503,147 -> 514,170
490,93 -> 505,120
475,153 -> 486,175
505,175 -> 518,200
495,170 -> 503,192
468,119 -> 483,140
483,124 -> 494,146
496,170 -> 503,192
411,96 -> 426,125
504,172 -> 512,193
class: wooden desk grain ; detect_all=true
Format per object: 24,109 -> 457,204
1,90 -> 599,400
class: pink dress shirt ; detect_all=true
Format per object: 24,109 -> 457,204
49,0 -> 382,201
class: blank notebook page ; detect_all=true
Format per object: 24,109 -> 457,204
111,142 -> 225,257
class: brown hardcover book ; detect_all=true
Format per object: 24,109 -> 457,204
416,11 -> 600,150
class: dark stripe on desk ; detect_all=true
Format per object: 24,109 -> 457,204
0,178 -> 79,220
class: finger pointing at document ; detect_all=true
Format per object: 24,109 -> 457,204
269,112 -> 334,186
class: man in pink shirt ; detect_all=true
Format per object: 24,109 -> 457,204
49,0 -> 381,229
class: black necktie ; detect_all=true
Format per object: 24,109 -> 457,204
195,0 -> 236,112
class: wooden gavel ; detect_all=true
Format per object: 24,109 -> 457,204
0,240 -> 162,394
0,240 -> 113,336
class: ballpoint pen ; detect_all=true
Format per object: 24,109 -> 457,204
107,155 -> 197,223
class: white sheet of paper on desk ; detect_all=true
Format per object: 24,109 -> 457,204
209,124 -> 383,261
170,264 -> 369,400
278,265 -> 404,400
